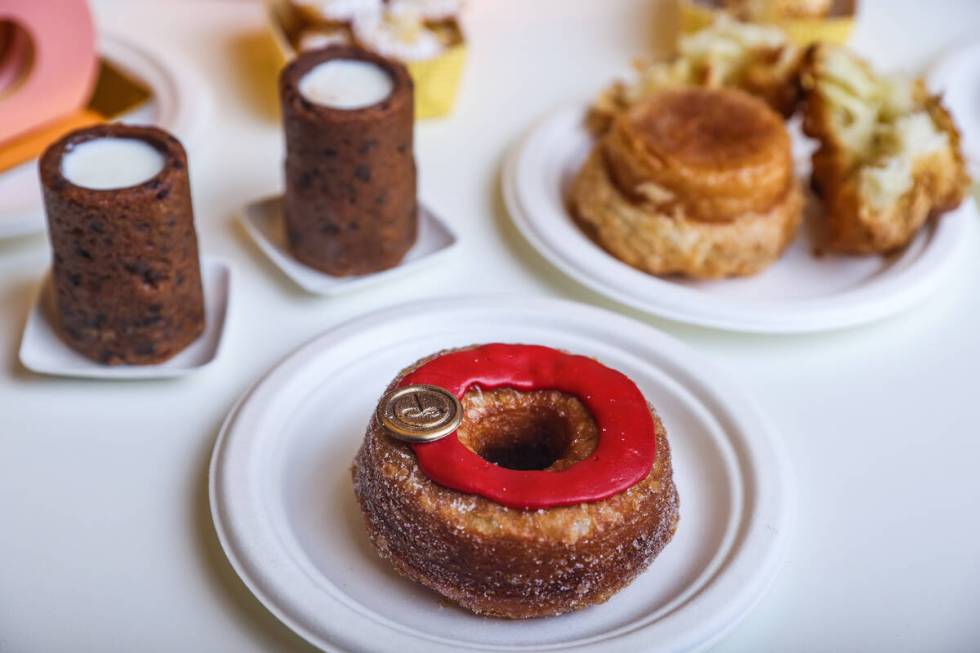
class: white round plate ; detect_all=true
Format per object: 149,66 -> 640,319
0,32 -> 211,240
503,107 -> 976,333
930,40 -> 980,179
210,296 -> 793,653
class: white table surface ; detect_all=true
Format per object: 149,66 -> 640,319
2,1 -> 979,651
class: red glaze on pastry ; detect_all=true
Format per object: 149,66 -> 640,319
401,343 -> 655,509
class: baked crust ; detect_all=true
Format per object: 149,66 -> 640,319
280,45 -> 417,275
591,15 -> 802,133
801,44 -> 970,254
39,124 -> 205,365
573,149 -> 802,278
603,88 -> 794,222
352,347 -> 679,619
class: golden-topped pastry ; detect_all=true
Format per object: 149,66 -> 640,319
602,87 -> 793,222
593,15 -> 802,130
573,87 -> 803,279
801,44 -> 969,253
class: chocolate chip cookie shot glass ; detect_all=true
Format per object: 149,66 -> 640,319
280,46 -> 417,276
39,124 -> 205,365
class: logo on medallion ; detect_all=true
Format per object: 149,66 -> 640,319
378,384 -> 462,443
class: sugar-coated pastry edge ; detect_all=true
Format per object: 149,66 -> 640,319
352,345 -> 679,619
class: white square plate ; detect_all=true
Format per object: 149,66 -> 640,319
19,258 -> 231,379
240,196 -> 458,295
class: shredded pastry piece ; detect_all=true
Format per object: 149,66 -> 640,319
800,44 -> 969,253
592,15 -> 802,132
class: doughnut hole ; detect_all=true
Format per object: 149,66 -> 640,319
456,388 -> 599,471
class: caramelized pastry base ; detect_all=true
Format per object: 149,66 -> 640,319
572,150 -> 803,279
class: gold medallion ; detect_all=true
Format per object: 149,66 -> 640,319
378,384 -> 463,443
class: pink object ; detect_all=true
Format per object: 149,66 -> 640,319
0,0 -> 98,144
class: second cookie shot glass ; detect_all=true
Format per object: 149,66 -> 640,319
279,46 -> 417,276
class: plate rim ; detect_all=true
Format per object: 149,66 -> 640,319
208,295 -> 795,653
503,105 -> 974,334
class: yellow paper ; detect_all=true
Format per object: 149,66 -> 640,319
266,0 -> 467,119
406,44 -> 467,119
677,0 -> 855,47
